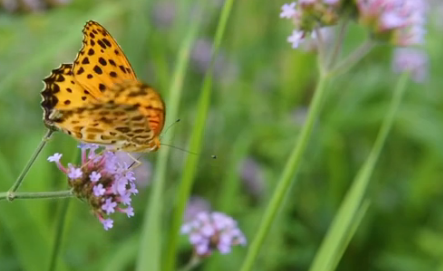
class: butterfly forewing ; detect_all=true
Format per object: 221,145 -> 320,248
72,21 -> 137,96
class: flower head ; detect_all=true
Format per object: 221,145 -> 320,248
181,212 -> 247,256
280,0 -> 428,48
280,1 -> 343,48
356,0 -> 428,46
280,2 -> 297,19
47,144 -> 138,230
287,30 -> 305,49
89,171 -> 101,182
48,153 -> 62,162
114,152 -> 152,188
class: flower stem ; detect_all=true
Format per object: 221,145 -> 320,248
8,129 -> 53,194
178,254 -> 201,271
239,73 -> 329,271
0,190 -> 73,201
314,27 -> 327,75
308,72 -> 410,271
47,198 -> 71,271
328,39 -> 374,77
327,19 -> 349,70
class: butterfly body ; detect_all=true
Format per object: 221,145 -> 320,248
41,21 -> 165,152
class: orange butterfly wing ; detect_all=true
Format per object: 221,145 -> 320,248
72,21 -> 137,96
41,21 -> 165,152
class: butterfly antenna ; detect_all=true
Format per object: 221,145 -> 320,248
161,143 -> 216,159
160,119 -> 181,139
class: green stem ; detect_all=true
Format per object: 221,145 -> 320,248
8,129 -> 53,193
328,40 -> 374,77
47,198 -> 71,271
162,0 -> 236,270
178,254 -> 201,271
308,72 -> 410,271
358,74 -> 409,191
239,73 -> 329,271
136,2 -> 205,271
0,190 -> 73,201
314,27 -> 327,75
327,19 -> 349,70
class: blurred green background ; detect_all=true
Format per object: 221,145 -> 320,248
1,0 -> 443,270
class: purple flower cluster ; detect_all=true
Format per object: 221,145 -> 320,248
181,212 -> 247,256
356,0 -> 427,46
280,1 -> 342,48
47,144 -> 138,230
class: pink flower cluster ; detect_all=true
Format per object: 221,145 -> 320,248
181,212 -> 247,256
280,0 -> 428,48
356,0 -> 427,46
48,144 -> 138,230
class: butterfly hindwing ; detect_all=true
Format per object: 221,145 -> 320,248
101,81 -> 166,137
52,101 -> 153,149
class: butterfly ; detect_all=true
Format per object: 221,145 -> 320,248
41,21 -> 165,152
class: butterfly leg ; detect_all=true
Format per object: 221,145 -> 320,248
127,153 -> 142,170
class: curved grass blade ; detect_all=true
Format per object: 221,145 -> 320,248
309,73 -> 410,271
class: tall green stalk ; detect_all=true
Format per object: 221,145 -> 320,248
135,4 -> 205,271
240,29 -> 377,270
162,0 -> 236,270
239,73 -> 329,271
309,72 -> 410,271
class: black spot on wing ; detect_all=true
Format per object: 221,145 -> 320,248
93,65 -> 103,74
99,57 -> 107,66
102,38 -> 112,47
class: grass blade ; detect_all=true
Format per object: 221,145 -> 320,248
163,0 -> 237,270
309,72 -> 410,271
135,7 -> 204,271
240,74 -> 329,271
